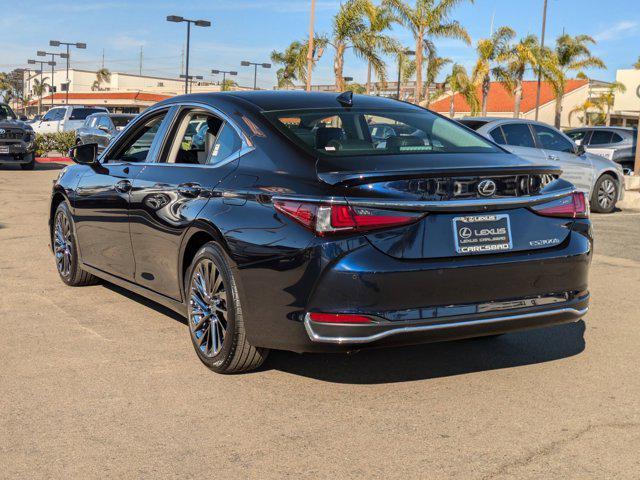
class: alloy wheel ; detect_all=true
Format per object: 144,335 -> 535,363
188,259 -> 228,357
597,178 -> 616,210
54,212 -> 73,277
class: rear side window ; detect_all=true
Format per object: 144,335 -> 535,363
610,132 -> 624,143
70,108 -> 106,120
588,130 -> 613,145
566,130 -> 588,142
532,125 -> 574,153
501,123 -> 535,148
489,127 -> 506,144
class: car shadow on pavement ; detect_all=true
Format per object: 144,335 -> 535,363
266,321 -> 586,384
101,282 -> 188,325
0,163 -> 68,171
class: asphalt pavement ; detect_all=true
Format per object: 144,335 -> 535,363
1,162 -> 639,479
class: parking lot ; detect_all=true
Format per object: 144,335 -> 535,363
1,162 -> 639,479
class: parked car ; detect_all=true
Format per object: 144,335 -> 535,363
75,113 -> 136,152
458,118 -> 625,213
50,92 -> 592,373
565,126 -> 636,172
0,103 -> 36,170
31,106 -> 109,134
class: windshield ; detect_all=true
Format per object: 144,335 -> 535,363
0,104 -> 16,120
263,108 -> 500,157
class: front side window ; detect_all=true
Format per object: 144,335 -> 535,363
489,127 -> 506,144
0,104 -> 16,119
566,130 -> 588,143
588,130 -> 613,145
43,108 -> 63,122
532,125 -> 574,153
264,108 -> 499,157
106,112 -> 167,163
501,123 -> 536,148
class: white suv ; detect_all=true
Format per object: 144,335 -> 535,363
32,106 -> 109,134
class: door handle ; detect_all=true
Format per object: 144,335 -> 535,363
547,154 -> 560,161
114,179 -> 132,193
177,183 -> 202,198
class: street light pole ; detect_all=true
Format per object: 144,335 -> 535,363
167,16 -> 211,95
306,0 -> 316,92
28,59 -> 51,116
534,0 -> 548,121
212,70 -> 237,91
49,41 -> 86,105
241,61 -> 271,90
37,51 -> 68,107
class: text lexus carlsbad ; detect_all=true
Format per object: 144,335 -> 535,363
49,91 -> 592,373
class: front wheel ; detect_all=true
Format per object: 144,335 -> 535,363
591,174 -> 618,214
185,242 -> 268,374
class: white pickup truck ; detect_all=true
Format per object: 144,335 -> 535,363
31,106 -> 109,134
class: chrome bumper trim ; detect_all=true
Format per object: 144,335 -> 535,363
304,307 -> 589,344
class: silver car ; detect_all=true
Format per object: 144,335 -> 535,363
459,118 -> 625,213
75,113 -> 136,153
565,126 -> 636,173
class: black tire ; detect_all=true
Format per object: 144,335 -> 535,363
590,174 -> 618,214
20,153 -> 35,170
185,242 -> 268,374
53,202 -> 99,286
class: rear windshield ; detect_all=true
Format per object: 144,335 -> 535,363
263,108 -> 500,157
69,108 -> 106,120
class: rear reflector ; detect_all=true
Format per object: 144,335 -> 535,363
308,313 -> 373,324
274,200 -> 422,235
532,191 -> 589,219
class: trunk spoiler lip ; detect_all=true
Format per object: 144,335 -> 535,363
272,187 -> 576,213
317,165 -> 562,187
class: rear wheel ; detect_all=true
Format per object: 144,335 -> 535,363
591,174 -> 618,213
20,153 -> 35,170
53,202 -> 99,286
186,242 -> 268,373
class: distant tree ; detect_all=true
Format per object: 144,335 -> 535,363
598,81 -> 627,126
361,0 -> 399,94
569,99 -> 602,127
221,79 -> 238,91
545,34 -> 605,128
634,56 -> 640,69
32,77 -> 50,115
445,63 -> 478,116
344,82 -> 366,94
421,40 -> 451,106
92,68 -> 111,91
271,36 -> 328,89
385,0 -> 472,103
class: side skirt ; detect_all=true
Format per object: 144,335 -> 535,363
80,262 -> 188,317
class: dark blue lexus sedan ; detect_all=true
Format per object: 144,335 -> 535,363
49,91 -> 592,373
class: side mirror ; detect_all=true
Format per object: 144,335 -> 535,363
98,125 -> 110,133
69,143 -> 98,165
574,143 -> 586,156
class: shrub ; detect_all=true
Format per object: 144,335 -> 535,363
35,131 -> 77,157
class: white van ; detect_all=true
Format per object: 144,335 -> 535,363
32,106 -> 109,134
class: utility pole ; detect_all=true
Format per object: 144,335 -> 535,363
306,0 -> 316,92
139,46 -> 143,75
534,0 -> 548,121
101,49 -> 105,69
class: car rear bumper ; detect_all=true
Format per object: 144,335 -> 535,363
304,292 -> 589,347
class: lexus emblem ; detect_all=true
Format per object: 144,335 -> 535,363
0,129 -> 5,136
477,179 -> 497,197
459,227 -> 472,239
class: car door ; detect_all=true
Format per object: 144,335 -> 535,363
129,106 -> 245,300
488,123 -> 549,164
531,123 -> 594,194
36,108 -> 64,134
73,108 -> 171,280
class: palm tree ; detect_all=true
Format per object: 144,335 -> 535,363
472,26 -> 514,116
421,40 -> 451,106
598,81 -> 626,126
634,56 -> 640,69
32,77 -> 50,115
546,34 -> 605,128
330,0 -> 386,92
221,79 -> 238,92
385,0 -> 472,103
361,1 -> 399,94
569,99 -> 602,127
497,34 -> 542,118
445,63 -> 477,117
92,68 -> 111,91
271,36 -> 328,89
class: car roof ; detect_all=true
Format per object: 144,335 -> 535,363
566,126 -> 635,132
156,90 -> 420,112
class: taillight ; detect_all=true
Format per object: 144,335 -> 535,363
532,191 -> 589,219
274,200 -> 422,235
308,313 -> 373,324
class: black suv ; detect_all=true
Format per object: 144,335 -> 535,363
0,103 -> 36,170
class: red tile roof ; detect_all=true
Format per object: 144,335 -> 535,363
429,79 -> 588,114
32,91 -> 172,105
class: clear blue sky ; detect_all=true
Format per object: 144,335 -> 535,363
1,0 -> 638,89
